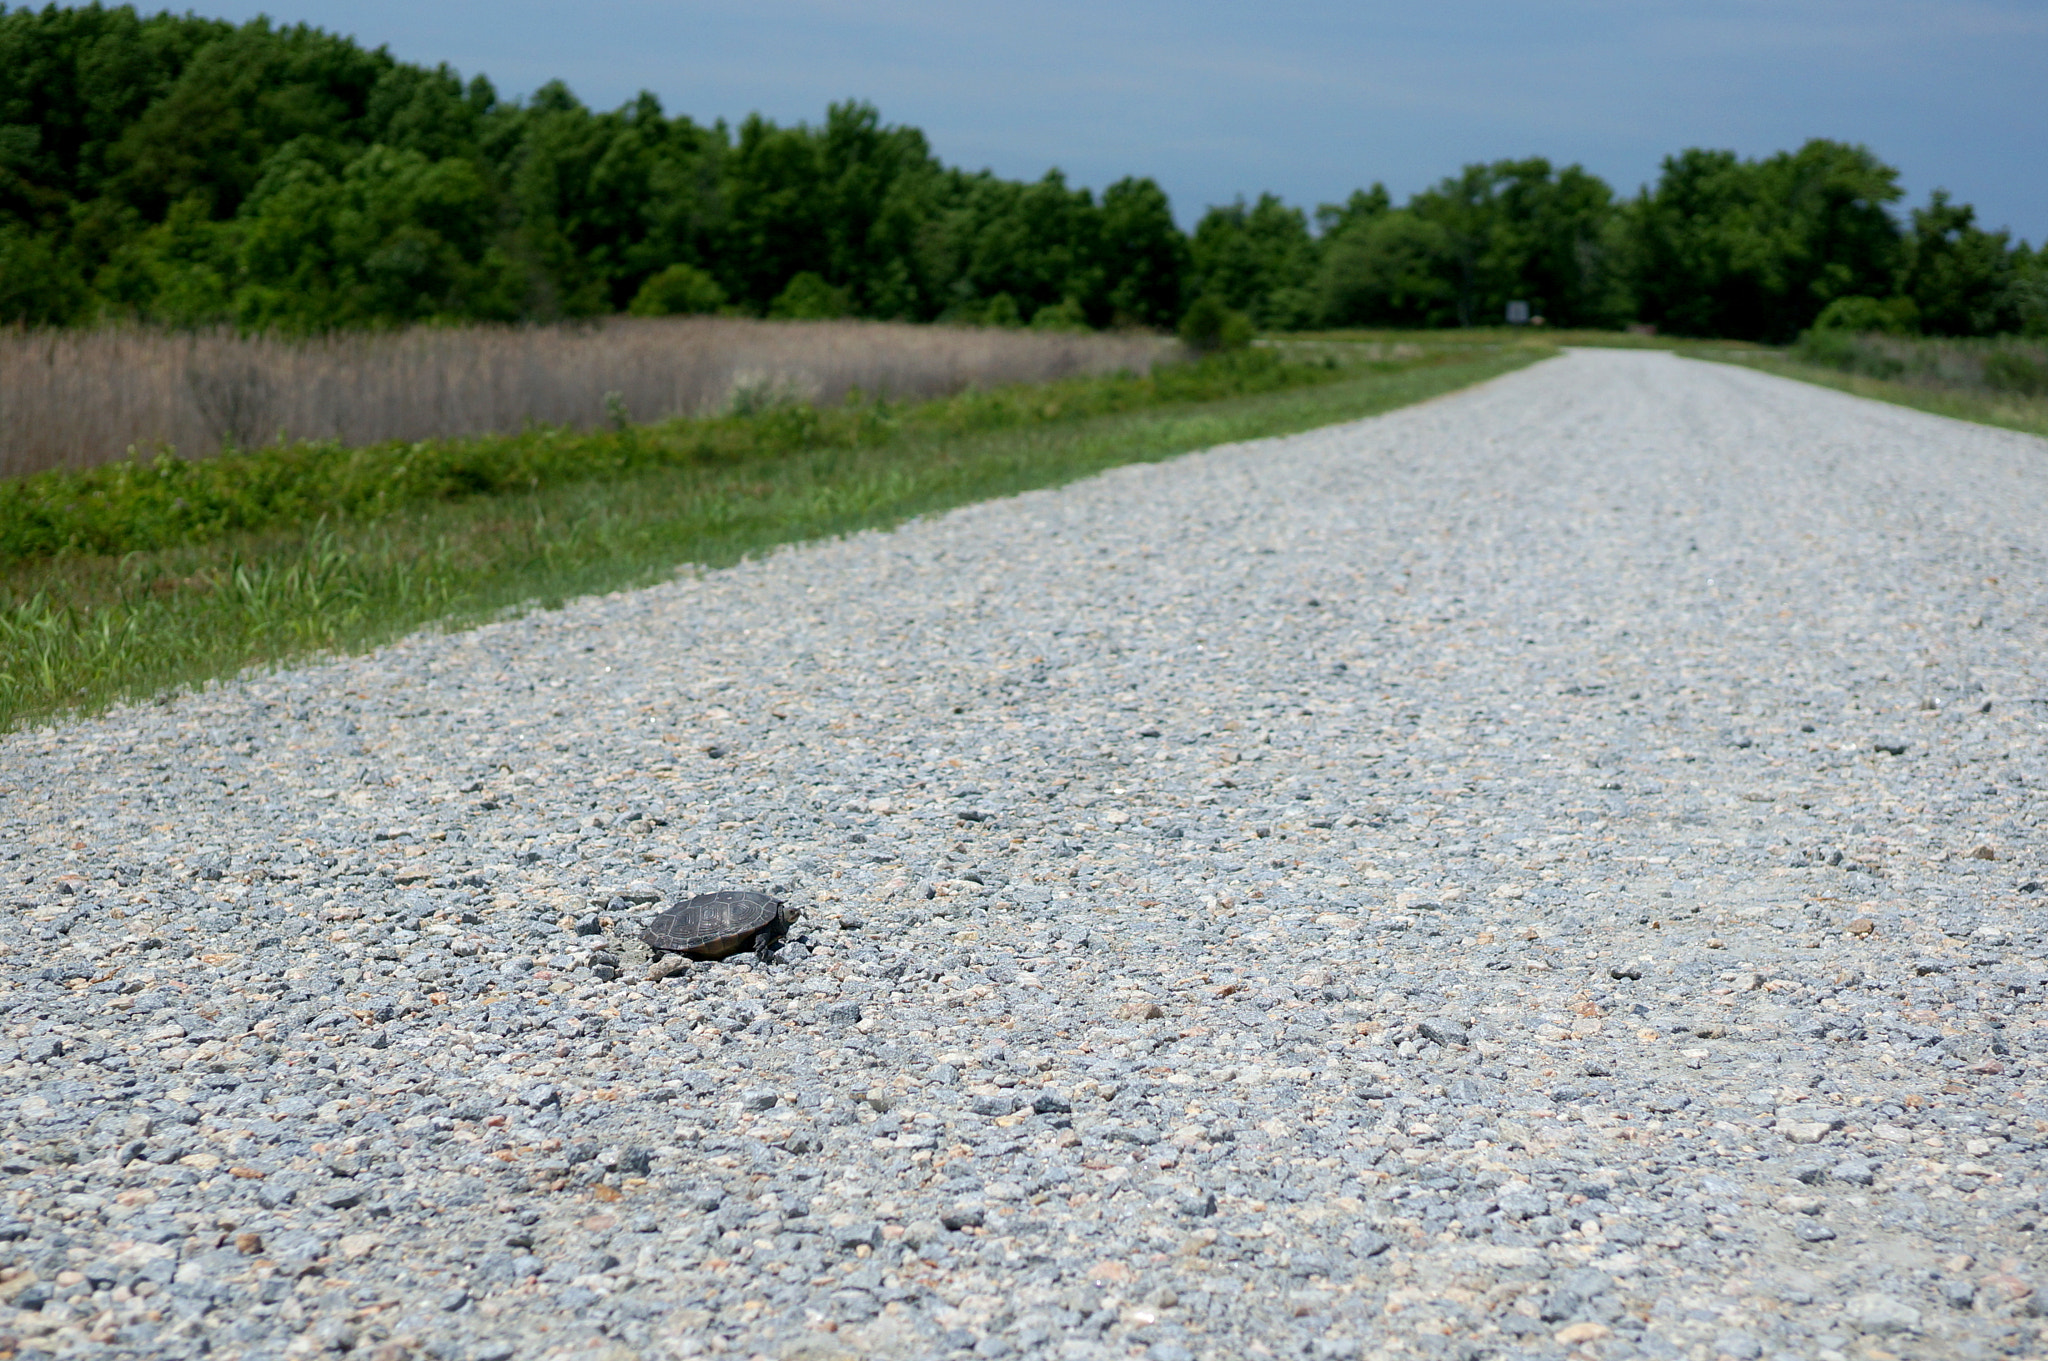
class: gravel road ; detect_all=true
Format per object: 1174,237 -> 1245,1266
3,348 -> 2046,1361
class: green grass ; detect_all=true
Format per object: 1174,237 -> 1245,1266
1275,327 -> 1763,354
1684,348 -> 2048,442
1,345 -> 1322,565
0,340 -> 1549,732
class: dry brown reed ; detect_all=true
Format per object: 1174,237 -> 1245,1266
0,317 -> 1175,478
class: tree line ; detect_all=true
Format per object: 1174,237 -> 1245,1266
2,5 -> 2041,342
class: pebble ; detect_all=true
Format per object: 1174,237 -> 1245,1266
0,350 -> 2044,1359
1844,1291 -> 1923,1334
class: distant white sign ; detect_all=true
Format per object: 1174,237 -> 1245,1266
1505,300 -> 1531,325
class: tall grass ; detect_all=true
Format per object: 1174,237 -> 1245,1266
0,317 -> 1173,478
1686,332 -> 2048,441
1793,331 -> 2048,398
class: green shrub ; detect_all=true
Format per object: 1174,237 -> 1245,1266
2013,267 -> 2048,338
768,273 -> 853,320
628,265 -> 727,317
1791,327 -> 2048,398
1178,296 -> 1227,351
1179,296 -> 1253,353
1792,328 -> 1904,377
1984,349 -> 2048,397
980,294 -> 1022,328
1219,310 -> 1254,351
1028,298 -> 1091,332
1810,295 -> 1919,334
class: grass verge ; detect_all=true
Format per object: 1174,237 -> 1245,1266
1299,326 -> 2048,440
1,341 -> 1548,731
1682,350 -> 2048,442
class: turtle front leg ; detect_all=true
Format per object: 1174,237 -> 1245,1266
751,928 -> 775,961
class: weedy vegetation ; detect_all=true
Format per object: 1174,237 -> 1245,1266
0,317 -> 1171,479
0,338 -> 1548,731
1792,331 -> 2048,401
1694,332 -> 2048,441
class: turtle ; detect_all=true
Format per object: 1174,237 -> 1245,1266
641,891 -> 796,977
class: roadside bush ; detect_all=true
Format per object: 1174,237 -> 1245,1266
2011,264 -> 2048,338
1984,349 -> 2048,397
1795,329 -> 1901,378
1792,329 -> 2048,399
1029,298 -> 1091,332
981,294 -> 1023,328
1178,297 -> 1253,353
1810,295 -> 1919,335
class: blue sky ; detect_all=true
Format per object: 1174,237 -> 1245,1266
205,0 -> 2048,241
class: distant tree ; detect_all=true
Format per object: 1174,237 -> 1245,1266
1097,177 -> 1188,328
1177,294 -> 1251,352
768,271 -> 852,319
227,140 -> 518,329
1809,294 -> 1919,334
810,101 -> 943,317
102,17 -> 391,222
0,223 -> 88,324
1399,158 -> 1628,329
6,5 -> 2034,343
919,169 -> 1098,325
2011,243 -> 2048,338
1630,140 -> 1904,340
629,262 -> 725,316
96,193 -> 235,326
1190,193 -> 1317,329
1315,209 -> 1458,328
1314,185 -> 1392,238
1028,296 -> 1090,331
1901,191 -> 2020,337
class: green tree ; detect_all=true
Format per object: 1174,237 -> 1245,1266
1096,176 -> 1186,328
1901,191 -> 2020,337
1400,158 -> 1628,328
1314,185 -> 1392,238
712,101 -> 942,316
1190,193 -> 1317,329
103,17 -> 392,222
97,191 -> 235,325
768,271 -> 851,319
1630,140 -> 1904,340
920,169 -> 1098,325
1315,209 -> 1458,328
0,9 -> 1203,334
41,3 -> 2035,346
2011,243 -> 2048,338
1177,294 -> 1251,352
1028,296 -> 1089,331
628,262 -> 725,316
1809,294 -> 1919,334
0,222 -> 88,323
230,140 -> 518,328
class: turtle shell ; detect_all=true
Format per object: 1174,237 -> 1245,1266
641,891 -> 785,960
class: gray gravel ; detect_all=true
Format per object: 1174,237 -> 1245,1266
3,348 -> 2046,1361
